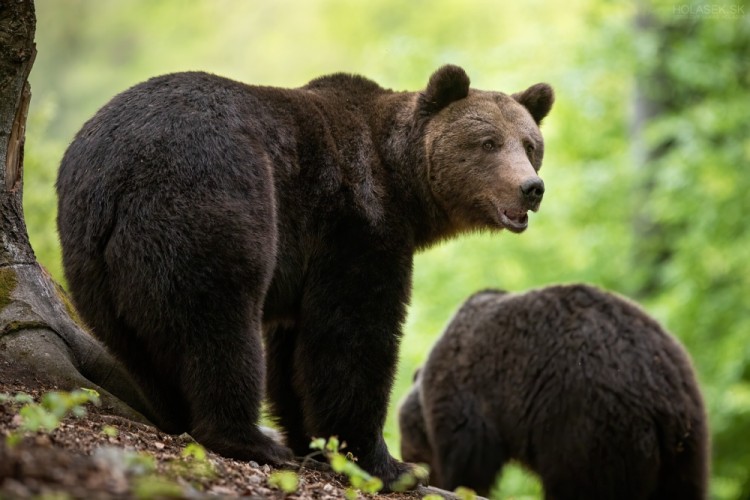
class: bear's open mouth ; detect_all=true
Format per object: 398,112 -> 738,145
500,209 -> 529,233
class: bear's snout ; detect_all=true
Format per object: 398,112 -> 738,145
520,177 -> 545,211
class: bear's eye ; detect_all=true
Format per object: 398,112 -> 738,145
482,140 -> 496,151
525,142 -> 536,155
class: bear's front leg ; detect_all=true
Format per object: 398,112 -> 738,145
292,242 -> 420,489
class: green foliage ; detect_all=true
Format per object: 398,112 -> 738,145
180,442 -> 207,461
1,389 -> 100,450
625,2 -> 750,498
10,393 -> 34,404
490,466 -> 544,499
2,389 -> 100,445
132,475 -> 184,499
454,486 -> 478,500
170,443 -> 214,480
268,470 -> 299,494
93,447 -> 186,499
21,1 -> 750,498
114,442 -> 214,497
121,450 -> 157,476
0,389 -> 213,496
390,464 -> 429,492
309,436 -> 383,495
101,425 -> 118,438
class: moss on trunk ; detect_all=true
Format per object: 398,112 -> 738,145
0,267 -> 18,310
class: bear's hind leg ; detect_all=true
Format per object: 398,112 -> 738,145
104,197 -> 292,465
60,250 -> 191,434
180,313 -> 292,464
166,233 -> 293,464
264,324 -> 312,456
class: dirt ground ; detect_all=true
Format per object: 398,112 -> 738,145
0,378 -> 439,499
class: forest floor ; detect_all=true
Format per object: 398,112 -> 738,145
0,378 -> 433,499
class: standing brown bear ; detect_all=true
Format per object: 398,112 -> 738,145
55,65 -> 553,486
399,284 -> 708,498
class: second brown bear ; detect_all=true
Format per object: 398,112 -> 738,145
399,284 -> 708,499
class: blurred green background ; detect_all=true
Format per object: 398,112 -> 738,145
22,0 -> 749,498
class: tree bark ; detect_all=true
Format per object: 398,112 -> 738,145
0,0 -> 35,265
0,0 -> 154,425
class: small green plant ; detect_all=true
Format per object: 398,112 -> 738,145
422,494 -> 444,500
170,442 -> 215,480
390,464 -> 430,492
268,470 -> 299,494
95,446 -> 191,498
2,388 -> 100,446
111,444 -> 213,498
309,436 -> 383,498
0,392 -> 34,405
181,442 -> 207,461
124,451 -> 157,475
454,486 -> 478,500
101,424 -> 119,437
132,475 -> 184,499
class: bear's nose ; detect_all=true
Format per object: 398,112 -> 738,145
520,177 -> 545,209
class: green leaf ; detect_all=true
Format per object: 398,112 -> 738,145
329,453 -> 348,473
19,404 -> 59,432
309,437 -> 327,450
454,486 -> 477,500
362,476 -> 383,494
70,405 -> 87,418
79,388 -> 100,401
101,425 -> 118,437
181,442 -> 207,461
133,475 -> 184,499
268,470 -> 299,493
325,436 -> 340,453
13,393 -> 34,404
124,452 -> 157,475
41,391 -> 66,417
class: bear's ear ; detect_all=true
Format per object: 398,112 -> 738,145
418,65 -> 470,116
512,83 -> 554,124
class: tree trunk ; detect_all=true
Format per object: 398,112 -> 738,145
0,0 -> 154,424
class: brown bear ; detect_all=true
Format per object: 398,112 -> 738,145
399,284 -> 709,499
55,65 -> 553,486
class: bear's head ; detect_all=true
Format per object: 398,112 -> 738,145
419,65 -> 554,234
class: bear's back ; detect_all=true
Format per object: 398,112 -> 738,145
58,72 -> 293,186
457,284 -> 689,385
423,284 -> 702,456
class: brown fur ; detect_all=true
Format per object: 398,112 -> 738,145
56,66 -> 553,486
399,285 -> 708,499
